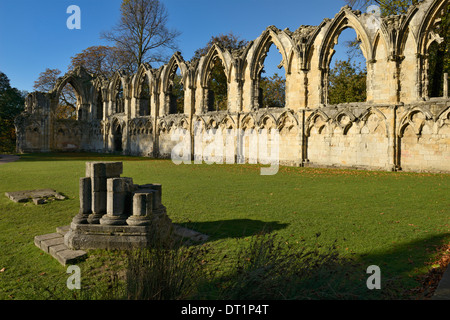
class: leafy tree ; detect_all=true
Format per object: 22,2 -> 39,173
101,0 -> 180,71
192,32 -> 249,60
259,73 -> 286,108
328,59 -> 367,104
344,0 -> 419,15
0,72 -> 25,152
69,45 -> 135,78
33,68 -> 77,119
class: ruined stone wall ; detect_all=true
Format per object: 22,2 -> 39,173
15,0 -> 450,173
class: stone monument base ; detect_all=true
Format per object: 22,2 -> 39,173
64,221 -> 173,250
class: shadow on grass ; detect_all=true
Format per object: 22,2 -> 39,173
180,219 -> 289,241
194,233 -> 450,300
352,233 -> 450,299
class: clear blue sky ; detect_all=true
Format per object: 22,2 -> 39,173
0,0 -> 358,92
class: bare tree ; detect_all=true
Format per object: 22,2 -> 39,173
101,0 -> 181,71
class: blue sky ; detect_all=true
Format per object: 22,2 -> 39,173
0,0 -> 359,92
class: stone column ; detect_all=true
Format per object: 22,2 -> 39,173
126,191 -> 154,226
138,184 -> 162,210
72,177 -> 92,224
86,162 -> 123,224
100,177 -> 135,226
444,73 -> 448,99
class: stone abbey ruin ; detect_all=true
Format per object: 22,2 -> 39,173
15,0 -> 450,172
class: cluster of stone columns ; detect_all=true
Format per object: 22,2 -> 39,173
72,161 -> 162,227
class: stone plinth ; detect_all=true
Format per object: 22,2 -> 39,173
64,161 -> 175,250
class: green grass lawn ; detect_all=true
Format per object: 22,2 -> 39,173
0,152 -> 449,299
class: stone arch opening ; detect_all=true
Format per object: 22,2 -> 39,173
258,43 -> 286,109
326,27 -> 367,105
113,123 -> 123,152
425,6 -> 449,98
318,9 -> 371,105
114,79 -> 125,114
168,66 -> 184,114
138,73 -> 151,116
206,55 -> 228,112
96,89 -> 104,120
417,0 -> 449,99
55,82 -> 79,120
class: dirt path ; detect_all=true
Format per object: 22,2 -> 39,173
0,155 -> 20,165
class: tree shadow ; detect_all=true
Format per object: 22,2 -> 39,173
352,233 -> 450,299
193,232 -> 450,300
179,219 -> 289,241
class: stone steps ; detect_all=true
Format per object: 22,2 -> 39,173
34,226 -> 87,266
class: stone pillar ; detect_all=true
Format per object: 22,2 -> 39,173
138,184 -> 162,210
126,191 -> 154,226
100,177 -> 135,226
72,177 -> 92,224
444,73 -> 448,99
86,162 -> 123,224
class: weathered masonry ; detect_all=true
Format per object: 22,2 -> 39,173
16,0 -> 450,172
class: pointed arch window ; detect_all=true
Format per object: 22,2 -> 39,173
115,80 -> 125,114
206,56 -> 227,112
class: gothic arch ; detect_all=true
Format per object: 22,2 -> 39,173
219,114 -> 236,130
240,113 -> 257,130
416,0 -> 449,98
258,113 -> 278,131
417,0 -> 448,57
319,7 -> 373,70
52,66 -> 92,106
161,52 -> 188,93
398,108 -> 433,137
359,107 -> 389,136
109,71 -> 128,114
93,76 -> 107,121
248,26 -> 294,80
199,44 -> 232,87
305,110 -> 330,136
132,63 -> 153,98
109,71 -> 128,101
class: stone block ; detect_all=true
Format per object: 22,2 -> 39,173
86,162 -> 123,178
41,236 -> 65,253
132,191 -> 153,217
91,191 -> 107,215
79,177 -> 92,215
139,184 -> 162,209
107,177 -> 134,193
54,249 -> 87,266
91,176 -> 107,192
34,233 -> 61,248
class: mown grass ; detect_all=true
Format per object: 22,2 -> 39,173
0,152 -> 449,300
